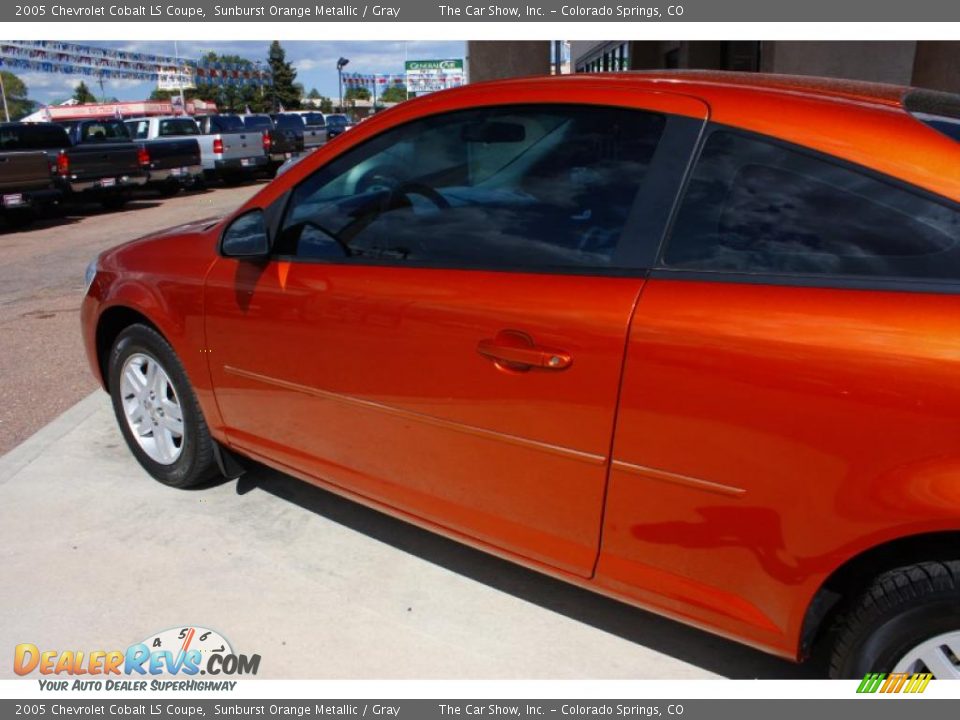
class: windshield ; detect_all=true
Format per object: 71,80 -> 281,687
326,115 -> 348,127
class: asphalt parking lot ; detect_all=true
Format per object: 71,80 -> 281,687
0,184 -> 265,455
0,184 -> 817,680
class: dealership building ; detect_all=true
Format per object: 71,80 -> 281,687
568,41 -> 960,93
467,41 -> 960,94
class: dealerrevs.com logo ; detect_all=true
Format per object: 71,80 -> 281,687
14,626 -> 260,691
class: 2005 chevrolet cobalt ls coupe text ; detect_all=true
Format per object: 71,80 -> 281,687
81,72 -> 960,678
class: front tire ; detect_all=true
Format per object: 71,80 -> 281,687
108,323 -> 217,488
830,561 -> 960,678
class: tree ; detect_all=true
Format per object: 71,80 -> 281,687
380,85 -> 408,103
192,52 -> 269,113
73,81 -> 97,104
344,86 -> 370,101
307,88 -> 321,100
267,40 -> 300,111
0,71 -> 34,120
319,97 -> 334,113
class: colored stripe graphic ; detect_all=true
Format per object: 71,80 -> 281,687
858,672 -> 932,694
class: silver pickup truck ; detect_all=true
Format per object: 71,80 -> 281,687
193,114 -> 269,180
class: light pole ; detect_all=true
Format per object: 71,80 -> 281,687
0,70 -> 9,122
337,57 -> 349,113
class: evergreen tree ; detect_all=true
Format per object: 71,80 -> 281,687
267,41 -> 300,110
72,81 -> 97,104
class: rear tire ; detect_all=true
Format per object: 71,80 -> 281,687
108,323 -> 218,488
829,561 -> 960,679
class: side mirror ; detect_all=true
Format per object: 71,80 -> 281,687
221,209 -> 270,259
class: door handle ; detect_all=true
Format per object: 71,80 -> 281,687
477,330 -> 572,371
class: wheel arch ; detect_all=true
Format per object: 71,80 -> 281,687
800,530 -> 960,659
94,306 -> 166,391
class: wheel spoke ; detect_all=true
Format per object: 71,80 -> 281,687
154,427 -> 172,463
161,399 -> 182,423
896,631 -> 960,679
919,645 -> 958,679
123,365 -> 147,397
158,413 -> 183,436
145,361 -> 158,395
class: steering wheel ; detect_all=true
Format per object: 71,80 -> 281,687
388,181 -> 451,210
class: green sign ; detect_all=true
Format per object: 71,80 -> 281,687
404,59 -> 464,71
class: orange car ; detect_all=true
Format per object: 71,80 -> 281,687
81,72 -> 960,678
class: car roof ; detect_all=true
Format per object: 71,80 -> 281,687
605,70 -> 908,108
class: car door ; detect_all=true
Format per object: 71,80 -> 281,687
597,125 -> 960,647
204,90 -> 706,576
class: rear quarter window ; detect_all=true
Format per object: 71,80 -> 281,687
663,129 -> 960,282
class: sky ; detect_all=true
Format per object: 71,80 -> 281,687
11,40 -> 467,105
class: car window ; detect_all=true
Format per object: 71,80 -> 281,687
326,115 -> 348,126
0,124 -> 69,150
663,130 -> 960,281
303,113 -> 326,127
277,104 -> 665,270
159,118 -> 200,136
243,116 -> 273,131
274,114 -> 304,130
208,115 -> 245,133
126,121 -> 149,140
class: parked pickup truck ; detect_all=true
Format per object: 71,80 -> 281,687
242,114 -> 302,170
193,114 -> 268,181
124,117 -> 203,195
292,112 -> 327,151
324,113 -> 355,139
55,119 -> 147,208
0,123 -> 64,228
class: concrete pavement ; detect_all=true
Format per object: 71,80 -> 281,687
0,393 -> 815,679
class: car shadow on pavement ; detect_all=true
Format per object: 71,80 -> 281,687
0,213 -> 83,234
63,200 -> 165,217
234,461 -> 822,679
